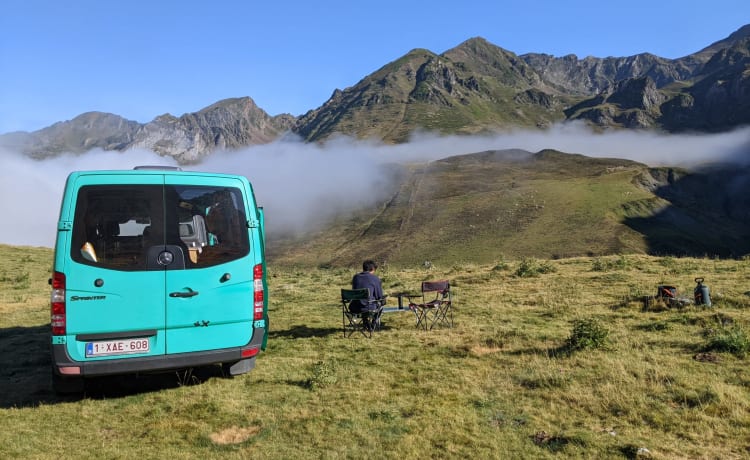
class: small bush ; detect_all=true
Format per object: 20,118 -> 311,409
564,318 -> 610,352
491,258 -> 509,272
515,258 -> 556,278
306,360 -> 338,390
591,256 -> 629,272
703,325 -> 750,358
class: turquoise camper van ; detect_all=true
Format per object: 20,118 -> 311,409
50,166 -> 268,393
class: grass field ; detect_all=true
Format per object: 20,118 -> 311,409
1,244 -> 749,459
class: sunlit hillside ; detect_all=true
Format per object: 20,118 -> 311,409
269,149 -> 750,268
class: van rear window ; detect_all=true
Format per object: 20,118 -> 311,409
71,184 -> 250,270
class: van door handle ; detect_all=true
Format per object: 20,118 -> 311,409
169,290 -> 199,298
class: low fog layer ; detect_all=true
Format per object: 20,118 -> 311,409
2,123 -> 748,248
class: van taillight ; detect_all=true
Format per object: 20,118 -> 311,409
50,271 -> 66,336
241,347 -> 260,359
253,263 -> 264,320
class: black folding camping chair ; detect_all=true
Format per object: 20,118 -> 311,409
405,280 -> 453,330
340,288 -> 384,338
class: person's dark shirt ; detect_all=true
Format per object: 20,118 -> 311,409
350,271 -> 384,312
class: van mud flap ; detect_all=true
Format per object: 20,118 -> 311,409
227,325 -> 266,375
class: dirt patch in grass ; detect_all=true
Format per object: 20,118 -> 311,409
471,345 -> 503,356
209,425 -> 261,445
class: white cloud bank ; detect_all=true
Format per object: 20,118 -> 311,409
1,123 -> 748,248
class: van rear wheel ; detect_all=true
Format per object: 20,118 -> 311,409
52,370 -> 85,395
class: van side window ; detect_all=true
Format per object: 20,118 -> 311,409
71,184 -> 250,270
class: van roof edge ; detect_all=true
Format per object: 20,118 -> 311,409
133,165 -> 183,171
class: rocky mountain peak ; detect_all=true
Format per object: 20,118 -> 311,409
130,96 -> 288,163
2,24 -> 749,162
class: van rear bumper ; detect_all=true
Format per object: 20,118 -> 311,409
52,327 -> 264,377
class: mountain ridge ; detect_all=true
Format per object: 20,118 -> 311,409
2,24 -> 749,162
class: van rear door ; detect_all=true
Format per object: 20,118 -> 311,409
162,175 -> 255,354
65,175 -> 167,361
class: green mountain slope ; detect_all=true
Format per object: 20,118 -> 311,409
294,39 -> 572,143
269,150 -> 750,266
268,150 -> 750,267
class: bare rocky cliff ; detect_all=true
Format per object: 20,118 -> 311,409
2,97 -> 292,163
130,97 -> 293,163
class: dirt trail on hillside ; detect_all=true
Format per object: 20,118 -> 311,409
381,166 -> 426,264
400,166 -> 425,232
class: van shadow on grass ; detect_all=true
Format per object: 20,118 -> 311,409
268,324 -> 341,339
0,324 -> 56,407
80,365 -> 224,400
268,323 -> 399,339
0,324 -> 224,408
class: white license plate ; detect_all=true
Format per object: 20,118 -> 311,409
85,338 -> 150,357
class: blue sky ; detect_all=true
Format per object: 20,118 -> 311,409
1,0 -> 748,134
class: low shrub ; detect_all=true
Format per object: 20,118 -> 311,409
515,258 -> 556,277
591,255 -> 629,272
703,324 -> 750,357
564,318 -> 610,352
306,360 -> 338,390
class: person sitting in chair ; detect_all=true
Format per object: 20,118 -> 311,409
351,259 -> 385,330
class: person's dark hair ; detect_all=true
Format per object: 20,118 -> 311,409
363,260 -> 378,272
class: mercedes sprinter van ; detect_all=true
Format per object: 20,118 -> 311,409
50,166 -> 268,393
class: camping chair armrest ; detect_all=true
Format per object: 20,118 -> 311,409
402,293 -> 420,303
